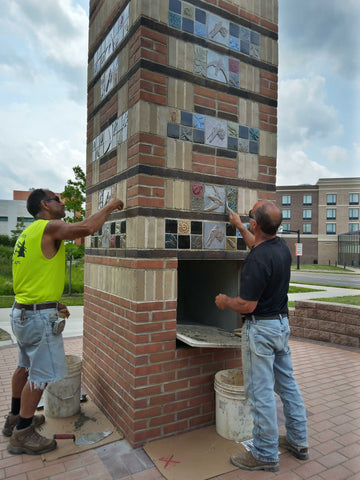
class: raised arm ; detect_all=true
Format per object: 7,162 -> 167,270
228,207 -> 255,249
44,199 -> 124,241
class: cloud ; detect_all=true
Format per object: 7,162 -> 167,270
321,145 -> 348,166
278,75 -> 343,149
279,0 -> 360,80
276,149 -> 341,186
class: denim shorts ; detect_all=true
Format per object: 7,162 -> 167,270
11,305 -> 68,389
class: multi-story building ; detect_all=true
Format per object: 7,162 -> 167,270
276,177 -> 360,265
0,191 -> 35,237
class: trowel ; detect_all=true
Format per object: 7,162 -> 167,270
54,431 -> 112,446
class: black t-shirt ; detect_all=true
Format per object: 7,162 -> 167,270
240,236 -> 291,316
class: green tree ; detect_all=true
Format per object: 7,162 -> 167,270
10,218 -> 26,241
61,165 -> 86,223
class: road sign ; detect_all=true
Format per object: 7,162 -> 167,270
295,243 -> 303,256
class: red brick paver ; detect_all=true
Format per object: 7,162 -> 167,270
1,336 -> 360,480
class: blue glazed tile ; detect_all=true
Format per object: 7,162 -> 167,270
181,111 -> 193,126
251,30 -> 260,45
166,219 -> 178,233
169,0 -> 181,14
229,72 -> 239,87
195,22 -> 206,38
249,141 -> 259,154
228,136 -> 238,150
169,12 -> 181,29
229,23 -> 239,37
240,41 -> 250,55
240,26 -> 250,41
249,128 -> 259,142
193,129 -> 205,144
167,123 -> 180,139
178,235 -> 190,249
182,17 -> 194,34
229,36 -> 240,51
195,8 -> 206,24
165,233 -> 178,249
193,114 -> 205,129
239,125 -> 249,139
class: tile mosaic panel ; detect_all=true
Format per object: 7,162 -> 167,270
91,220 -> 126,249
167,109 -> 259,154
94,5 -> 129,76
92,111 -> 128,162
100,57 -> 118,100
169,0 -> 261,60
192,183 -> 238,215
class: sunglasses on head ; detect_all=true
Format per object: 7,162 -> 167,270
45,196 -> 61,203
248,210 -> 255,219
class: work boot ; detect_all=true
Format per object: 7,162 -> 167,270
2,413 -> 46,437
7,425 -> 57,455
279,435 -> 309,460
230,445 -> 279,472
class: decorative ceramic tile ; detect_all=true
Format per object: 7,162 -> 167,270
178,220 -> 190,234
193,129 -> 205,144
194,46 -> 207,77
238,138 -> 250,152
182,17 -> 194,33
229,72 -> 239,87
178,235 -> 190,248
92,111 -> 128,162
98,187 -> 112,209
227,136 -> 238,150
191,221 -> 202,234
192,183 -> 203,197
180,126 -> 193,141
195,22 -> 206,38
169,109 -> 180,123
204,185 -> 225,213
181,111 -> 193,126
205,117 -> 227,148
94,4 -> 129,75
169,0 -> 181,14
193,114 -> 205,129
207,51 -> 228,83
207,14 -> 229,47
165,233 -> 178,248
195,7 -> 206,24
226,237 -> 237,250
182,3 -> 194,19
249,141 -> 259,154
100,57 -> 118,99
119,234 -> 126,248
204,222 -> 226,249
191,235 -> 202,249
110,235 -> 116,248
102,224 -> 111,248
167,123 -> 180,139
169,11 -> 181,29
165,219 -> 178,233
191,196 -> 204,211
226,187 -> 238,209
120,220 -> 126,233
250,43 -> 260,59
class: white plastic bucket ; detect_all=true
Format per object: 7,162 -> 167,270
214,368 -> 253,441
44,355 -> 82,418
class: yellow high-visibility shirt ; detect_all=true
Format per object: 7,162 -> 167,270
12,219 -> 65,304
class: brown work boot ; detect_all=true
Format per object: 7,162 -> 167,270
2,413 -> 46,437
7,425 -> 57,455
230,445 -> 279,472
279,435 -> 309,460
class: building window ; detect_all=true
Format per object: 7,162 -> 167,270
327,194 -> 337,205
326,209 -> 336,220
282,209 -> 291,220
349,208 -> 359,220
303,209 -> 312,220
281,195 -> 291,206
303,194 -> 312,205
303,223 -> 312,234
0,216 -> 8,222
17,217 -> 33,223
281,223 -> 290,232
326,223 -> 336,235
349,193 -> 359,205
349,223 -> 359,233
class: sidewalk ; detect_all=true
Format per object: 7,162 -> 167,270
1,335 -> 360,480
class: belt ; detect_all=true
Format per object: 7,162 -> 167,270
243,313 -> 288,321
14,302 -> 58,311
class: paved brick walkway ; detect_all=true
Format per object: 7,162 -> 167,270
1,336 -> 360,480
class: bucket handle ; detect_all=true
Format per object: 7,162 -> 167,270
46,384 -> 81,401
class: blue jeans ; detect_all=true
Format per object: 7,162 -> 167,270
11,305 -> 67,389
241,316 -> 308,462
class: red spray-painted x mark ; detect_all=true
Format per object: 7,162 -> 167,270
158,454 -> 180,468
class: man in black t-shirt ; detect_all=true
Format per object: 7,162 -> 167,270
215,200 -> 308,472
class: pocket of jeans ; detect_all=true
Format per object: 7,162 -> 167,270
12,314 -> 44,345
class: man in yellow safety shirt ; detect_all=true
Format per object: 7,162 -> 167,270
3,188 -> 123,455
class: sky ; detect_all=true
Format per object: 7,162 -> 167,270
0,0 -> 359,199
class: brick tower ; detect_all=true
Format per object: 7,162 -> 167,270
84,0 -> 278,447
